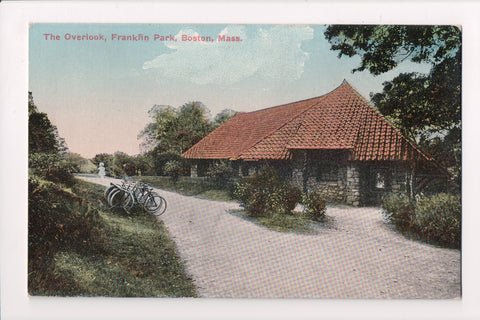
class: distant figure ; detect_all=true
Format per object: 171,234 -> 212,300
98,162 -> 106,179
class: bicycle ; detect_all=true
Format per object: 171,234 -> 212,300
104,177 -> 167,216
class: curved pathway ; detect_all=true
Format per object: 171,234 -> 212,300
78,175 -> 461,299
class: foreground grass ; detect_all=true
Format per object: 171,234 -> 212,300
135,175 -> 233,202
28,177 -> 197,297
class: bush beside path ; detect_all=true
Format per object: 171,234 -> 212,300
78,175 -> 461,299
29,175 -> 196,297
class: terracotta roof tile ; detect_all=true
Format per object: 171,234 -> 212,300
182,96 -> 320,159
182,81 -> 432,162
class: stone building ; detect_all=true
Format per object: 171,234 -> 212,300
182,81 -> 448,206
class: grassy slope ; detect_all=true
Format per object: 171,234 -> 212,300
28,178 -> 197,297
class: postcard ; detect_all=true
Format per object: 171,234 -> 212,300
1,1 -> 479,320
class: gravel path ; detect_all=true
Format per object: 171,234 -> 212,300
78,175 -> 461,299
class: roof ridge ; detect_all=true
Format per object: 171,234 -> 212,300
246,81 -> 350,115
286,82 -> 362,150
235,82 -> 357,159
183,80 -> 446,166
238,82 -> 358,155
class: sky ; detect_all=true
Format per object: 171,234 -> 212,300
29,24 -> 431,159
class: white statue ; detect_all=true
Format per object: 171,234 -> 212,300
98,162 -> 106,179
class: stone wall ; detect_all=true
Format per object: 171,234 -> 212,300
290,150 -> 361,205
391,163 -> 410,194
346,164 -> 360,206
291,150 -> 307,191
290,150 -> 415,206
189,154 -> 417,207
303,162 -> 362,206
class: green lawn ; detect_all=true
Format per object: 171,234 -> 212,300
135,175 -> 234,202
254,212 -> 313,233
229,209 -> 334,234
28,177 -> 197,297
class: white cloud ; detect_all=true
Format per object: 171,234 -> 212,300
142,25 -> 314,86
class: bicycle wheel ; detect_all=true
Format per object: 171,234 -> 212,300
109,189 -> 134,211
144,192 -> 167,216
107,188 -> 122,207
104,184 -> 118,200
107,185 -> 129,206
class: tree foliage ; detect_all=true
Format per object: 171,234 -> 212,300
138,105 -> 178,154
29,92 -> 67,154
138,101 -> 238,176
324,25 -> 461,75
92,152 -> 148,177
29,92 -> 74,185
370,52 -> 461,140
138,102 -> 218,155
176,102 -> 213,154
213,109 -> 238,127
324,25 -> 461,182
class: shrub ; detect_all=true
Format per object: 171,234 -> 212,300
285,186 -> 303,213
206,161 -> 234,189
233,167 -> 301,217
302,191 -> 327,221
43,164 -> 75,185
382,192 -> 461,248
414,193 -> 461,247
29,152 -> 75,186
164,160 -> 182,183
28,176 -> 106,293
28,178 -> 104,252
382,194 -> 415,231
146,151 -> 189,176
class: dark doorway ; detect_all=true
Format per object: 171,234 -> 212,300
359,165 -> 391,206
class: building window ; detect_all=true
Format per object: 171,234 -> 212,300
375,169 -> 392,191
376,172 -> 385,189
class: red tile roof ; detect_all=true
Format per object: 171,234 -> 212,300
182,81 -> 432,162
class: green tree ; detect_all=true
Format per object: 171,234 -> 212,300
138,102 -> 215,155
28,92 -> 73,184
92,152 -> 140,177
92,153 -> 112,167
138,102 -> 238,176
138,105 -> 178,154
175,101 -> 213,153
141,149 -> 184,176
111,151 -> 138,176
324,25 -> 461,182
324,25 -> 460,75
29,92 -> 65,154
213,109 -> 238,127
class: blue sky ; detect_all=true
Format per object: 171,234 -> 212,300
29,24 -> 431,158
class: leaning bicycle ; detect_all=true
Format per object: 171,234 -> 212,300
104,177 -> 167,216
